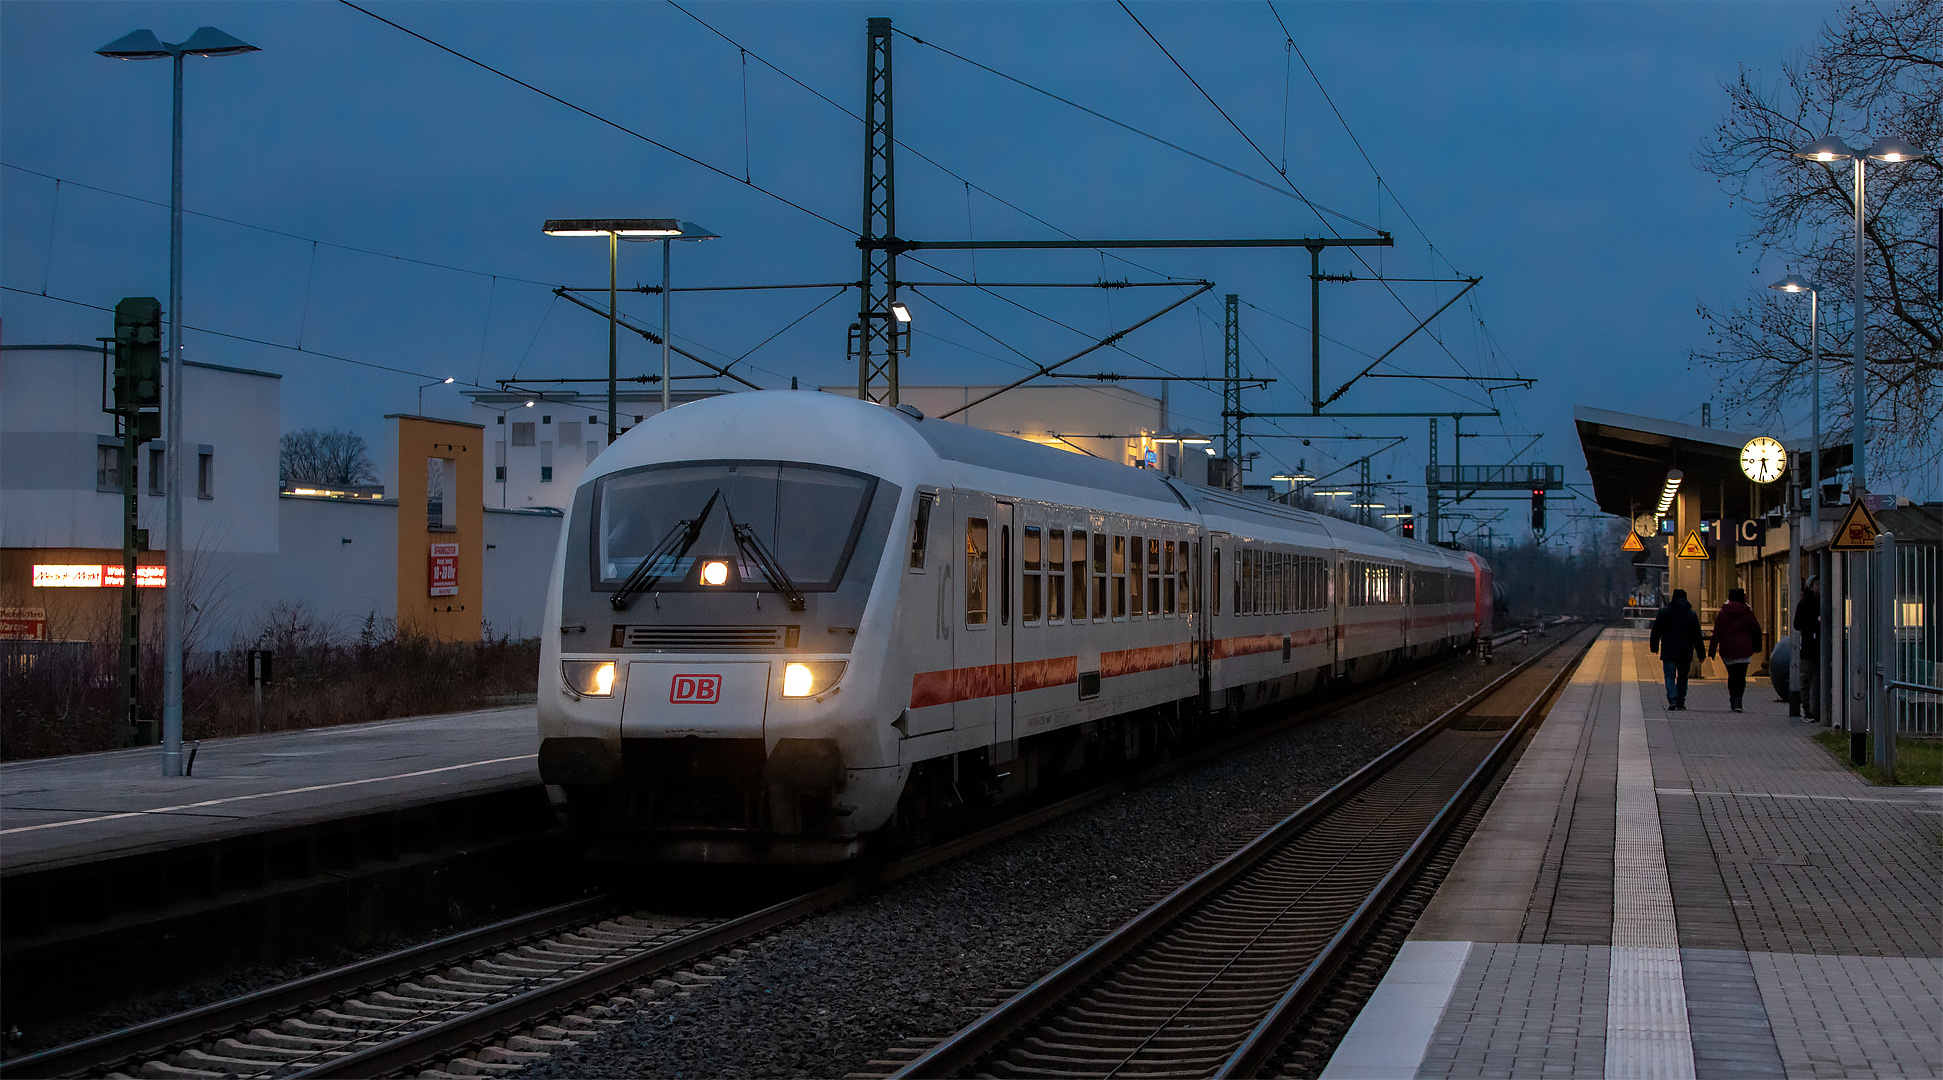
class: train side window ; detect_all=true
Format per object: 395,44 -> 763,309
1048,528 -> 1067,622
1022,526 -> 1042,623
1071,530 -> 1088,622
1147,537 -> 1162,616
1233,549 -> 1243,614
1093,532 -> 1109,620
909,493 -> 935,571
1000,524 -> 1011,626
1274,552 -> 1286,614
1112,535 -> 1128,618
1173,540 -> 1189,617
1212,545 -> 1222,615
1129,535 -> 1144,617
965,518 -> 989,626
1162,540 -> 1177,615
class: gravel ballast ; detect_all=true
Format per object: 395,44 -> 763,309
524,640 -> 1544,1079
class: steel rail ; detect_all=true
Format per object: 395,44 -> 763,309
890,627 -> 1593,1079
1217,628 -> 1591,1077
0,893 -> 621,1079
12,627 -> 1552,1080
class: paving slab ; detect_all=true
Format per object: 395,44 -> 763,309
1324,630 -> 1943,1079
0,706 -> 539,875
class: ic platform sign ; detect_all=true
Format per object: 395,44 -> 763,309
428,543 -> 459,597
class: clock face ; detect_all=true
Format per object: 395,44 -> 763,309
1632,512 -> 1658,537
1740,436 -> 1786,483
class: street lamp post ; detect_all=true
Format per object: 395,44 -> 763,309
659,225 -> 718,414
417,376 -> 454,415
98,26 -> 258,779
1791,133 -> 1928,759
543,219 -> 715,438
1770,274 -> 1821,717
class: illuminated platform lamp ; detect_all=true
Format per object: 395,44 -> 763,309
1656,469 -> 1683,517
1151,431 -> 1217,456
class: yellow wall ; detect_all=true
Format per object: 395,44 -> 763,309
390,415 -> 485,640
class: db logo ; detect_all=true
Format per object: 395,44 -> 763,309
669,674 -> 722,705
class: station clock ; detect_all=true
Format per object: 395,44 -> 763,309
1740,436 -> 1786,483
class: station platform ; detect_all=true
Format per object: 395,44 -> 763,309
0,705 -> 540,877
1324,629 -> 1942,1079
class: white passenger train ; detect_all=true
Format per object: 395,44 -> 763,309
538,392 -> 1492,863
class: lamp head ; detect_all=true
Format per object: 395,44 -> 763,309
177,27 -> 259,56
1768,274 -> 1816,294
543,218 -> 682,237
442,377 -> 455,384
1864,135 -> 1928,163
96,29 -> 172,58
1794,135 -> 1856,163
889,301 -> 912,323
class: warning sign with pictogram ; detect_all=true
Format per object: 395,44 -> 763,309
1829,499 -> 1883,551
1677,530 -> 1711,559
1622,532 -> 1646,552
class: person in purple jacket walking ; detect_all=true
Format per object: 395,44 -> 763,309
1709,587 -> 1764,713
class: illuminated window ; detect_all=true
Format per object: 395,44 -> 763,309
1112,535 -> 1128,618
1048,528 -> 1066,622
965,518 -> 989,627
1092,532 -> 1108,620
1146,537 -> 1161,616
1071,530 -> 1088,621
1022,525 -> 1042,623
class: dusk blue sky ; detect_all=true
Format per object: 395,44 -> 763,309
10,1 -> 1915,542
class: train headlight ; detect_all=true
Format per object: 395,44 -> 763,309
782,660 -> 845,698
700,560 -> 730,586
561,660 -> 616,698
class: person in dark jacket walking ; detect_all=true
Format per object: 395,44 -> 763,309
1650,589 -> 1704,709
1794,576 -> 1821,720
1709,587 -> 1764,712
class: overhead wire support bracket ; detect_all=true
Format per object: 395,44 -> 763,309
551,286 -> 763,390
1319,276 -> 1480,408
937,284 -> 1214,419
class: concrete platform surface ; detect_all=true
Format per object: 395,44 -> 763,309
0,706 -> 539,876
1325,630 -> 1943,1079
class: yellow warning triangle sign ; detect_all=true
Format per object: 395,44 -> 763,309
1829,498 -> 1883,551
1622,531 -> 1646,552
1677,529 -> 1710,559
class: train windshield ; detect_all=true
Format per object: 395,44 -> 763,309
594,461 -> 878,591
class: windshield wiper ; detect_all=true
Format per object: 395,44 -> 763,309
725,503 -> 807,612
609,489 -> 720,611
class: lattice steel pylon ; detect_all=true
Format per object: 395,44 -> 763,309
1222,294 -> 1242,490
856,17 -> 899,405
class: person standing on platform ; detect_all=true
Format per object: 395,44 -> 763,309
1650,588 -> 1704,710
1709,587 -> 1763,712
1795,575 -> 1821,720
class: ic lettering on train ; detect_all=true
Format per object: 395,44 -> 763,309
669,674 -> 722,705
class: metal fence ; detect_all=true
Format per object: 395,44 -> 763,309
1892,539 -> 1940,735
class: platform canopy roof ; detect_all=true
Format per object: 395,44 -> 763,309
1573,405 -> 1850,522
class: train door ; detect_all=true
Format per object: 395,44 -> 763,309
952,493 -> 1014,747
1196,534 -> 1214,710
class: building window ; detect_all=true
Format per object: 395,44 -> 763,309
587,414 -> 597,424
542,414 -> 551,425
511,422 -> 536,447
496,414 -> 504,425
148,447 -> 166,495
427,456 -> 455,532
197,449 -> 213,499
585,440 -> 600,465
540,440 -> 554,482
495,466 -> 506,481
97,443 -> 123,491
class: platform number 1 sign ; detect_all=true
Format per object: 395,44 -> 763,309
429,543 -> 459,596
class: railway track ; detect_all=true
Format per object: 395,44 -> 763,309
887,625 -> 1595,1080
6,629 -> 1565,1080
